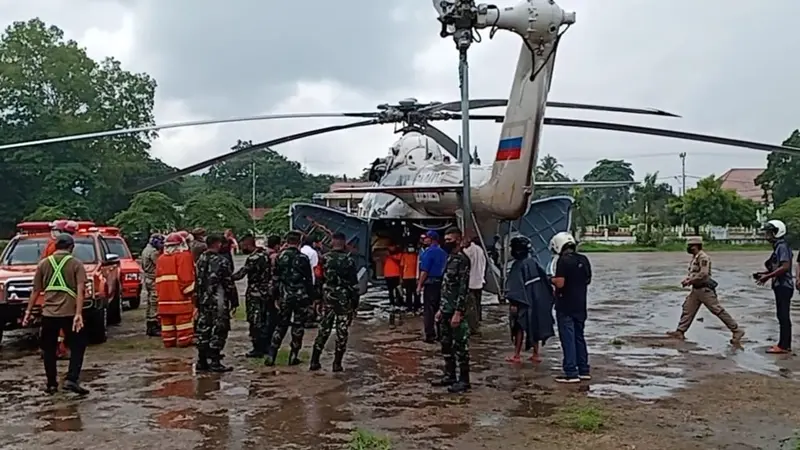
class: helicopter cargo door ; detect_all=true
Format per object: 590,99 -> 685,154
510,195 -> 573,271
290,203 -> 370,295
483,195 -> 573,295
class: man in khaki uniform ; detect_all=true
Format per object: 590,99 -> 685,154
667,237 -> 744,344
23,234 -> 90,395
141,233 -> 163,337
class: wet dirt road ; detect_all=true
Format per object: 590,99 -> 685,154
1,252 -> 799,449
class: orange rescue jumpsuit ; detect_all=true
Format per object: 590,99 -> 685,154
155,249 -> 196,347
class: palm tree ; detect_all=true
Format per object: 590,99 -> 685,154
536,154 -> 569,182
632,172 -> 674,234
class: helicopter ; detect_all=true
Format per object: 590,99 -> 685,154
2,0 -> 799,298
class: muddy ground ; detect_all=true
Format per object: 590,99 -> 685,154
1,251 -> 799,450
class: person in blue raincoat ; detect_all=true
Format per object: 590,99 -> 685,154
504,236 -> 555,364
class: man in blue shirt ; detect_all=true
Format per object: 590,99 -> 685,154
757,220 -> 793,354
417,231 -> 448,343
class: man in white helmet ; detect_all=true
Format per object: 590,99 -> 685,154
549,231 -> 592,384
756,219 -> 793,354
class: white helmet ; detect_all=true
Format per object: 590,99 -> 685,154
762,219 -> 787,238
549,231 -> 577,255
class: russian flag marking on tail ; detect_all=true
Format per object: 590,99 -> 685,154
496,137 -> 523,161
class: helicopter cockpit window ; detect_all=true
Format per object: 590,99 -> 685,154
368,157 -> 388,182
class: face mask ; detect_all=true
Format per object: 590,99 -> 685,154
242,248 -> 254,255
686,246 -> 693,255
442,241 -> 457,253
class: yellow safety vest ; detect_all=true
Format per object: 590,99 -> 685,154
44,255 -> 77,298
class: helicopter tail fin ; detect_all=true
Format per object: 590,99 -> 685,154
475,41 -> 557,220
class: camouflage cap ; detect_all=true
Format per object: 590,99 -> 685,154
686,236 -> 703,245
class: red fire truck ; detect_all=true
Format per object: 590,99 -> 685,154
0,221 -> 131,345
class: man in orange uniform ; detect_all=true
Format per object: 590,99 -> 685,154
400,243 -> 420,313
41,220 -> 79,359
155,233 -> 196,348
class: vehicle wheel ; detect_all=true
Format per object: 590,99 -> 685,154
108,282 -> 122,326
127,285 -> 142,310
86,306 -> 108,345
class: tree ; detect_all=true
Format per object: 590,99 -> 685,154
536,154 -> 570,182
183,191 -> 252,235
570,188 -> 597,236
24,206 -> 68,221
259,197 -> 307,236
772,198 -> 800,246
0,19 -> 158,235
111,191 -> 181,234
755,130 -> 800,207
682,176 -> 759,233
583,159 -> 634,216
631,172 -> 674,243
203,140 -> 335,209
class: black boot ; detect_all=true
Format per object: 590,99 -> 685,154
287,348 -> 301,366
332,349 -> 344,372
146,320 -> 161,337
209,350 -> 233,373
448,363 -> 471,393
195,349 -> 210,372
264,347 -> 277,367
431,358 -> 456,387
309,348 -> 322,371
245,339 -> 264,358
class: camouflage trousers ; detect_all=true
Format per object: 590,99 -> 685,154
270,297 -> 311,353
143,279 -> 158,322
313,307 -> 353,355
465,289 -> 482,334
440,313 -> 470,373
245,292 -> 273,350
195,299 -> 231,354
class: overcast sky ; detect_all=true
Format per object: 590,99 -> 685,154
2,0 -> 799,191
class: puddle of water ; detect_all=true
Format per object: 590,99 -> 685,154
589,374 -> 686,400
36,403 -> 83,432
508,394 -> 557,418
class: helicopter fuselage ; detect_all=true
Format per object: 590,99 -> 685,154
357,131 -> 496,221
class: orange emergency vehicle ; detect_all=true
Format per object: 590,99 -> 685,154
94,226 -> 144,310
0,221 -> 123,345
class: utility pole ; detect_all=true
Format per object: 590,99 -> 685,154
251,161 -> 257,228
679,152 -> 686,235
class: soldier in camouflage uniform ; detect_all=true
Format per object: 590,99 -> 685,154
263,235 -> 283,346
189,228 -> 208,262
195,234 -> 239,372
232,234 -> 272,358
141,233 -> 164,337
309,232 -> 360,372
431,227 -> 472,394
264,231 -> 314,367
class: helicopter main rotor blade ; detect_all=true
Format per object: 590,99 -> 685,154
0,112 -> 378,151
450,115 -> 800,156
427,99 -> 680,117
422,124 -> 460,158
131,120 -> 379,193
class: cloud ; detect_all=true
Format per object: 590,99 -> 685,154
3,0 -> 800,191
